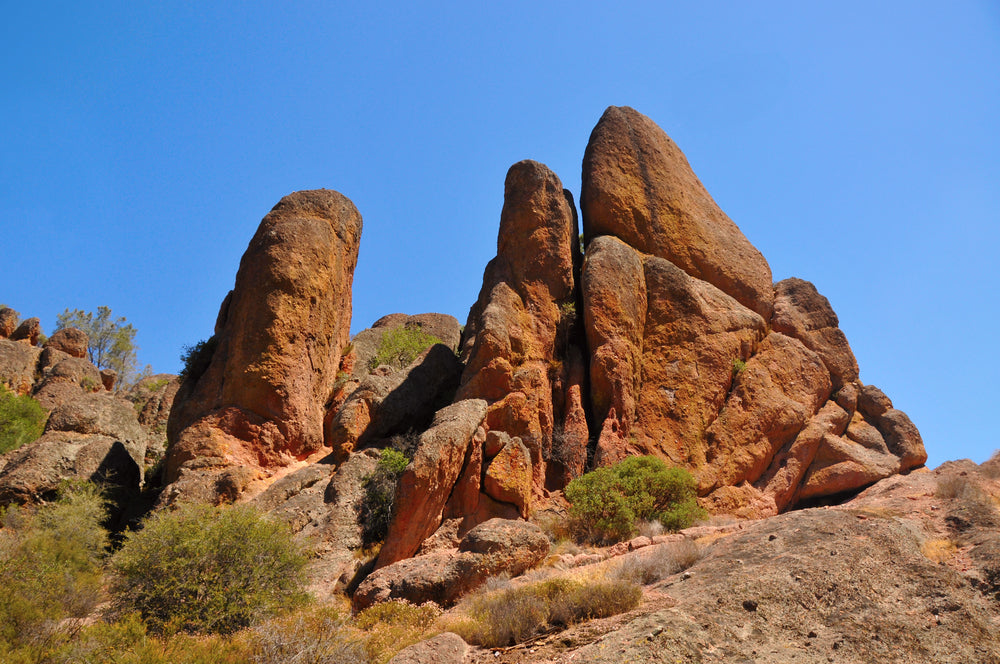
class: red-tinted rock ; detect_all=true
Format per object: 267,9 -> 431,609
458,160 -> 588,499
10,318 -> 41,345
44,327 -> 88,359
377,399 -> 487,568
0,308 -> 18,338
771,278 -> 859,389
582,106 -> 773,318
165,189 -> 362,504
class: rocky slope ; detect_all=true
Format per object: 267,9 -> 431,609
0,309 -> 178,522
451,458 -> 1000,664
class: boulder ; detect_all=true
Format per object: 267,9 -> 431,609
350,313 -> 462,377
10,318 -> 41,346
457,160 -> 588,498
326,342 -> 463,462
355,518 -> 549,611
377,399 -> 488,568
164,189 -> 362,504
99,369 -> 116,391
44,327 -> 88,359
771,278 -> 859,389
581,105 -> 773,318
482,437 -> 533,516
700,332 -> 831,493
0,307 -> 18,338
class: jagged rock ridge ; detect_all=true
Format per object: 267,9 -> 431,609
150,106 -> 926,582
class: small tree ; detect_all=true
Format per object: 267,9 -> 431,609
55,306 -> 138,381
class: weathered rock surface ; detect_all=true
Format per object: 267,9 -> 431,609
32,357 -> 104,410
457,159 -> 588,514
388,632 -> 468,664
10,317 -> 41,345
467,465 -> 1000,664
249,449 -> 378,598
771,277 -> 859,389
0,338 -> 41,395
581,105 -> 773,319
164,189 -> 362,504
0,308 -> 18,338
570,107 -> 926,513
44,327 -> 88,359
377,399 -> 488,568
356,518 -> 549,611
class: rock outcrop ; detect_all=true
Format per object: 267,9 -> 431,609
0,307 -> 18,338
455,160 -> 589,519
355,518 -> 550,611
573,106 -> 924,515
164,189 -> 362,504
0,393 -> 146,508
326,314 -> 463,463
44,327 -> 88,359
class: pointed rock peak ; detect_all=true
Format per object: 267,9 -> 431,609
581,105 -> 773,319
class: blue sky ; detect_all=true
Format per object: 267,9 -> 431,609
2,2 -> 997,468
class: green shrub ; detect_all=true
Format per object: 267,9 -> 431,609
0,385 -> 47,454
179,336 -> 218,383
358,448 -> 410,547
368,326 -> 442,370
564,456 -> 705,544
453,574 -> 641,647
110,503 -> 309,635
0,482 -> 108,656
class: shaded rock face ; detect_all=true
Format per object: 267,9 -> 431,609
326,316 -> 463,463
456,160 -> 589,520
164,189 -> 362,504
10,317 -> 41,345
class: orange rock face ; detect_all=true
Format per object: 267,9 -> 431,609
457,160 -> 588,515
164,189 -> 361,503
582,106 -> 774,319
576,106 -> 926,514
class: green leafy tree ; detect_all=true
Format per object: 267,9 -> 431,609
55,306 -> 138,380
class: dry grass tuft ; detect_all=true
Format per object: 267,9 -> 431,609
447,572 -> 642,647
936,474 -> 990,503
613,539 -> 703,585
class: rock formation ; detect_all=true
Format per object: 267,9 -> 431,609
139,106 -> 925,577
455,159 -> 589,520
164,189 -> 362,504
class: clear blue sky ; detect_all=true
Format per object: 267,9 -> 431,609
2,2 -> 997,469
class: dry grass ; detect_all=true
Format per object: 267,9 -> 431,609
613,539 -> 703,585
980,451 -> 1000,480
936,474 -> 989,502
921,538 -> 959,564
446,571 -> 642,647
